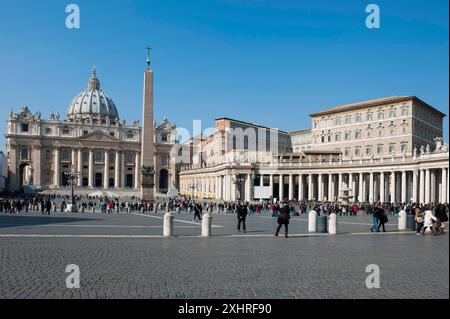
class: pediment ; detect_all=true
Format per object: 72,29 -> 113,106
77,130 -> 120,142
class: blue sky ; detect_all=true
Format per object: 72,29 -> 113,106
0,0 -> 448,150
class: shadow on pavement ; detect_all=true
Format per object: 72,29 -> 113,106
0,214 -> 100,229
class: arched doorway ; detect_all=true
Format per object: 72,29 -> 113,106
126,174 -> 133,188
95,173 -> 103,188
19,163 -> 32,187
159,169 -> 169,192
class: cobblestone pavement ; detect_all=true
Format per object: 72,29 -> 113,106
0,211 -> 448,298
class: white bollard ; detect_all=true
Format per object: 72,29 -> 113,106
202,213 -> 213,237
328,213 -> 337,235
398,210 -> 407,231
308,210 -> 317,232
176,207 -> 180,214
163,212 -> 174,237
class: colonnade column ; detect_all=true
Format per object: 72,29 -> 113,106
369,172 -> 374,203
338,173 -> 343,201
425,169 -> 430,204
328,174 -> 333,202
379,172 -> 385,203
419,169 -> 425,204
442,168 -> 448,203
54,147 -> 60,187
269,174 -> 274,199
358,173 -> 363,202
308,174 -> 313,200
279,174 -> 284,201
401,171 -> 407,203
298,174 -> 303,200
317,174 -> 323,201
288,174 -> 294,200
412,169 -> 418,203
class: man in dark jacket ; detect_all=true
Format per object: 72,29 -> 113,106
237,202 -> 248,232
435,204 -> 449,233
275,203 -> 290,238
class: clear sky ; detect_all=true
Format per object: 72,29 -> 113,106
0,0 -> 448,151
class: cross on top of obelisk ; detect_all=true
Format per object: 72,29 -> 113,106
146,46 -> 152,69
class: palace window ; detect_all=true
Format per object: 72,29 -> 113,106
377,145 -> 383,155
344,148 -> 350,157
126,153 -> 134,164
45,128 -> 52,134
355,130 -> 361,140
366,146 -> 372,156
62,149 -> 70,162
21,124 -> 29,132
161,133 -> 168,142
401,143 -> 408,153
62,129 -> 70,135
335,117 -> 341,126
160,154 -> 168,166
366,111 -> 373,121
344,131 -> 351,141
335,132 -> 341,142
21,147 -> 29,160
345,115 -> 351,125
389,109 -> 396,118
377,111 -> 384,120
127,133 -> 134,139
401,107 -> 408,117
388,144 -> 395,154
94,151 -> 103,163
354,147 -> 361,157
355,114 -> 362,123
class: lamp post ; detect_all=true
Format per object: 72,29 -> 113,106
232,175 -> 245,202
64,165 -> 81,212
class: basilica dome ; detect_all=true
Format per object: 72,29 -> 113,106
67,69 -> 119,122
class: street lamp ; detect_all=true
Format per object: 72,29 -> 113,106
63,165 -> 81,212
232,175 -> 245,202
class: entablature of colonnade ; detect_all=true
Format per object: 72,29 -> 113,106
179,151 -> 449,176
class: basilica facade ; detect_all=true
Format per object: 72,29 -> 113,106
5,69 -> 177,194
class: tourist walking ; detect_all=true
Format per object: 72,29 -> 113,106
415,206 -> 425,235
193,203 -> 202,221
376,204 -> 388,232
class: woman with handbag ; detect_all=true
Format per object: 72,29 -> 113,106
415,206 -> 425,235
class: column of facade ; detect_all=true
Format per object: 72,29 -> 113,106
288,174 -> 294,200
32,145 -> 42,187
442,168 -> 447,203
71,148 -> 77,169
114,150 -> 120,188
77,148 -> 83,187
54,147 -> 60,187
134,152 -> 140,189
317,174 -> 323,202
88,148 -> 94,188
121,152 -> 126,188
279,174 -> 284,201
419,169 -> 425,204
104,150 -> 109,189
308,174 -> 313,200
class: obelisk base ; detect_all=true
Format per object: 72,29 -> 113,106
140,175 -> 155,203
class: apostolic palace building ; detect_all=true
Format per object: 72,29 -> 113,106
3,57 -> 450,205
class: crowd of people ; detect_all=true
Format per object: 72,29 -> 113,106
1,193 -> 448,238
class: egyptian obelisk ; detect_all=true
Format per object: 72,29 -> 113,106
140,48 -> 155,202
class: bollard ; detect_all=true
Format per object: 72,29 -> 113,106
163,212 -> 174,237
328,213 -> 337,235
202,213 -> 213,237
308,210 -> 317,232
398,210 -> 407,231
127,207 -> 131,213
188,207 -> 192,214
176,207 -> 180,214
92,207 -> 95,213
